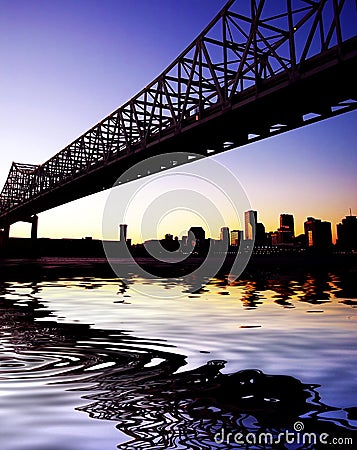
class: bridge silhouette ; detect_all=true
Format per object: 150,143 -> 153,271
0,0 -> 356,238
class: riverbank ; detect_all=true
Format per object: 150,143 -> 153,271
0,253 -> 356,281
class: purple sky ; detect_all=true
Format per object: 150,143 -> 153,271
1,0 -> 356,242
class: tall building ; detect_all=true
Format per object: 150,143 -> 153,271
119,224 -> 127,242
188,227 -> 206,245
220,227 -> 230,244
188,227 -> 205,242
188,226 -> 206,254
337,213 -> 357,251
244,210 -> 257,241
280,214 -> 295,235
255,222 -> 266,246
276,213 -> 295,244
304,217 -> 332,251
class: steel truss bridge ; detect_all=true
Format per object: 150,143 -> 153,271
1,0 -> 356,232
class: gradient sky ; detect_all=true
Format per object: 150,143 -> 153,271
1,0 -> 356,243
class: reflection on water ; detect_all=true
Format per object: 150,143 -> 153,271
0,264 -> 357,449
78,361 -> 356,449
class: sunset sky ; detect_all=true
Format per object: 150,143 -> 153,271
1,0 -> 356,243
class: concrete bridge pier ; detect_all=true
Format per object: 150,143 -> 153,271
20,215 -> 38,240
0,216 -> 39,256
2,223 -> 10,240
30,215 -> 38,240
0,223 -> 10,250
21,215 -> 39,256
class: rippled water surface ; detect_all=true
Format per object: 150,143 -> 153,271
1,260 -> 357,449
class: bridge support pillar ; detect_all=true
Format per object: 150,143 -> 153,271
31,215 -> 38,240
3,223 -> 10,240
0,223 -> 10,251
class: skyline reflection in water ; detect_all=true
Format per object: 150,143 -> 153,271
0,264 -> 356,449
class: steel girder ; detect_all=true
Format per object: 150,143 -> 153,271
0,163 -> 40,213
0,0 -> 356,223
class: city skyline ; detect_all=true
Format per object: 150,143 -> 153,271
5,193 -> 356,245
1,1 -> 356,243
113,209 -> 354,246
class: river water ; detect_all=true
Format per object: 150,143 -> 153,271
0,258 -> 356,449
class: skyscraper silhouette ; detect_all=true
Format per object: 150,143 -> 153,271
244,210 -> 257,241
119,224 -> 128,243
220,227 -> 230,244
304,217 -> 332,251
280,214 -> 295,236
337,212 -> 357,251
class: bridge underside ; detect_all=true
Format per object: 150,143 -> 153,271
1,37 -> 356,228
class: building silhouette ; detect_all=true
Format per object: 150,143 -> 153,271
267,214 -> 295,245
255,222 -> 266,246
231,230 -> 243,247
119,224 -> 128,242
280,214 -> 295,235
278,214 -> 295,244
244,210 -> 266,246
220,227 -> 230,244
304,217 -> 332,251
277,228 -> 293,245
188,226 -> 206,254
188,227 -> 205,242
266,231 -> 276,246
244,210 -> 257,241
337,212 -> 357,251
